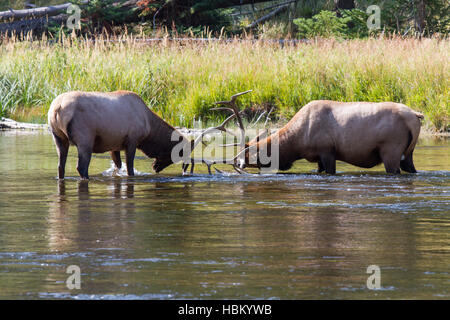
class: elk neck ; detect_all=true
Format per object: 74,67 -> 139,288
249,125 -> 300,171
138,114 -> 189,159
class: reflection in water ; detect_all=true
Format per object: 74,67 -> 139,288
47,181 -> 70,249
0,131 -> 449,299
47,179 -> 138,254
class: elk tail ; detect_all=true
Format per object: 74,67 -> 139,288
403,111 -> 423,158
414,111 -> 424,119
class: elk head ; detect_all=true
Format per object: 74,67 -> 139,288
185,90 -> 272,175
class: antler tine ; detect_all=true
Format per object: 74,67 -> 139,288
264,106 -> 275,126
219,143 -> 241,147
230,90 -> 253,102
213,103 -> 232,108
210,107 -> 234,114
191,113 -> 236,151
250,110 -> 267,128
233,165 -> 249,175
214,91 -> 252,149
187,111 -> 240,175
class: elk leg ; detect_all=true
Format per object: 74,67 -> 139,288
52,133 -> 69,179
125,144 -> 136,176
320,153 -> 336,174
76,145 -> 92,180
380,147 -> 401,174
111,151 -> 122,169
400,153 -> 417,173
317,159 -> 325,173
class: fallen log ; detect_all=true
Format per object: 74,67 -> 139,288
0,3 -> 73,22
0,1 -> 141,35
0,117 -> 48,130
0,0 -> 140,22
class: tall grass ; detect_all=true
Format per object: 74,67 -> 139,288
0,35 -> 449,131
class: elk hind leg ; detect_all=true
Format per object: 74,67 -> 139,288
400,153 -> 417,173
52,133 -> 69,179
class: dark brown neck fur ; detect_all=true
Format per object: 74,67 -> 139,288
250,127 -> 299,171
138,112 -> 186,159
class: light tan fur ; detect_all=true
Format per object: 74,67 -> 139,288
246,101 -> 423,174
48,90 -> 190,179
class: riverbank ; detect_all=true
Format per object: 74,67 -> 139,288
1,37 -> 448,132
2,117 -> 449,138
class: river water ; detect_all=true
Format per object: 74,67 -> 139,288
0,131 -> 449,299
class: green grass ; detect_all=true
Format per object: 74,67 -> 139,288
0,35 -> 449,131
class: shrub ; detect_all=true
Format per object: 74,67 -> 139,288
293,9 -> 370,39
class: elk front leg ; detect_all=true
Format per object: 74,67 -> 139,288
125,144 -> 136,176
380,145 -> 401,174
320,153 -> 336,174
317,159 -> 325,173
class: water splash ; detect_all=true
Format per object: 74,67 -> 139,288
102,161 -> 149,177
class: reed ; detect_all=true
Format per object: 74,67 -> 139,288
0,34 -> 448,131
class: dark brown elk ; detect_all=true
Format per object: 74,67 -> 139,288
48,90 -> 193,179
237,101 -> 424,174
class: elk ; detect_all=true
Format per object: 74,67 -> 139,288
236,101 -> 424,174
186,94 -> 423,175
48,90 -> 193,179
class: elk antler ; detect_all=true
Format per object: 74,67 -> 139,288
212,90 -> 252,149
185,90 -> 252,175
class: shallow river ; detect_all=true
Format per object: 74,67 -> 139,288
0,131 -> 449,299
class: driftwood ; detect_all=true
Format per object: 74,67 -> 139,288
0,118 -> 48,130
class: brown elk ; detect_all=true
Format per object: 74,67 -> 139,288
233,101 -> 424,174
189,94 -> 424,175
48,90 -> 193,179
